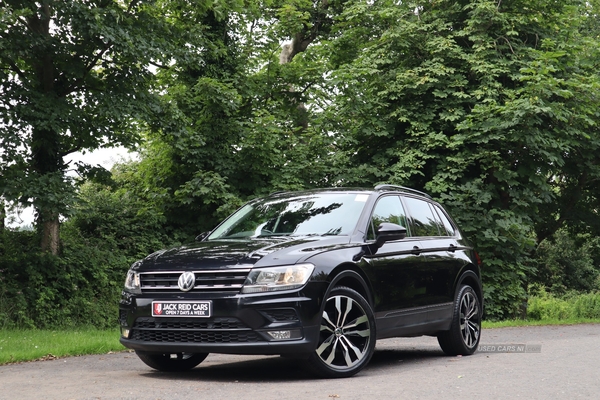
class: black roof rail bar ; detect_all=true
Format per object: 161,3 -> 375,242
374,184 -> 432,199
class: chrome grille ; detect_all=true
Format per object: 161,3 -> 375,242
139,269 -> 250,293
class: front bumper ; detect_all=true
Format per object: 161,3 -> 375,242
119,282 -> 326,355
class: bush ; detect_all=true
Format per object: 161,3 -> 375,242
527,285 -> 600,320
0,230 -> 41,329
533,231 -> 600,294
0,228 -> 129,329
570,292 -> 600,319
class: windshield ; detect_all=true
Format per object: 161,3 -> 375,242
207,193 -> 369,240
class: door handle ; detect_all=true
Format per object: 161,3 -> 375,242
412,246 -> 421,255
448,244 -> 457,252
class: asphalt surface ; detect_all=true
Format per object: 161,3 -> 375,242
1,324 -> 599,400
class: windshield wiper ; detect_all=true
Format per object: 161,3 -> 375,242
292,229 -> 342,237
321,227 -> 342,236
255,233 -> 293,239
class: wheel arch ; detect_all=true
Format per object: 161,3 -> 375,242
325,264 -> 374,308
455,266 -> 483,308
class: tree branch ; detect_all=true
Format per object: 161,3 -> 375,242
149,60 -> 171,70
1,59 -> 28,83
497,36 -> 515,54
127,0 -> 141,13
58,43 -> 113,97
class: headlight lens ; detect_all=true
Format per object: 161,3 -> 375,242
241,264 -> 314,294
124,270 -> 140,291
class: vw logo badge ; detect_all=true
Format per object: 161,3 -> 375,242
178,272 -> 196,292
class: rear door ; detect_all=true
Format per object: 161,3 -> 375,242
401,196 -> 463,317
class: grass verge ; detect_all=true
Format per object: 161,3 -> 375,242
483,317 -> 600,329
0,328 -> 125,365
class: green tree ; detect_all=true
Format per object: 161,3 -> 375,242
319,0 -> 600,318
130,1 -> 337,236
0,0 -> 198,253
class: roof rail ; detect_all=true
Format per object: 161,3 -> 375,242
374,184 -> 432,199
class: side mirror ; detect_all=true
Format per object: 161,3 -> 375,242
195,232 -> 210,242
375,223 -> 407,248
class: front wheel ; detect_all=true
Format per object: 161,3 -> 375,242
437,284 -> 481,356
135,351 -> 208,372
305,286 -> 376,378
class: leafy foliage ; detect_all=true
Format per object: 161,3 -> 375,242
0,0 -> 209,252
133,2 -> 336,235
527,285 -> 600,320
533,231 -> 600,294
315,0 -> 600,318
0,228 -> 123,329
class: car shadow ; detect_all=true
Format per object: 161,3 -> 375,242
139,346 -> 447,382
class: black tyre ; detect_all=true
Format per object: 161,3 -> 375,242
437,285 -> 481,356
305,286 -> 376,378
135,351 -> 208,372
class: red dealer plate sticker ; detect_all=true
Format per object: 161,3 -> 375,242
152,301 -> 212,318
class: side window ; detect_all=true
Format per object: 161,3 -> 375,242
434,205 -> 456,236
403,197 -> 442,237
368,196 -> 408,240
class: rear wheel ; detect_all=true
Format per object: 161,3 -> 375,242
437,285 -> 481,356
135,351 -> 208,372
306,286 -> 376,378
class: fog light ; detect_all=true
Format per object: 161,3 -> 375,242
267,329 -> 302,341
121,327 -> 130,338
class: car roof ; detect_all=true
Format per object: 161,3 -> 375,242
267,185 -> 432,200
373,184 -> 432,199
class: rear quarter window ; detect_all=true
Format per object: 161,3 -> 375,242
433,205 -> 456,236
402,197 -> 444,237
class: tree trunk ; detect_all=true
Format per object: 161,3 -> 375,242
28,5 -> 62,255
279,41 -> 310,130
32,125 -> 62,255
40,216 -> 60,255
278,0 -> 331,131
1,202 -> 5,231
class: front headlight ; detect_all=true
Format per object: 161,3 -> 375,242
124,270 -> 141,292
241,263 -> 315,294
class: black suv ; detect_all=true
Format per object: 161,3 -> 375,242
119,185 -> 482,378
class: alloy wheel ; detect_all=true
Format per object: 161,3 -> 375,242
459,290 -> 480,348
316,294 -> 372,370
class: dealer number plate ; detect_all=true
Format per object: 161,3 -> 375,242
152,301 -> 212,317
